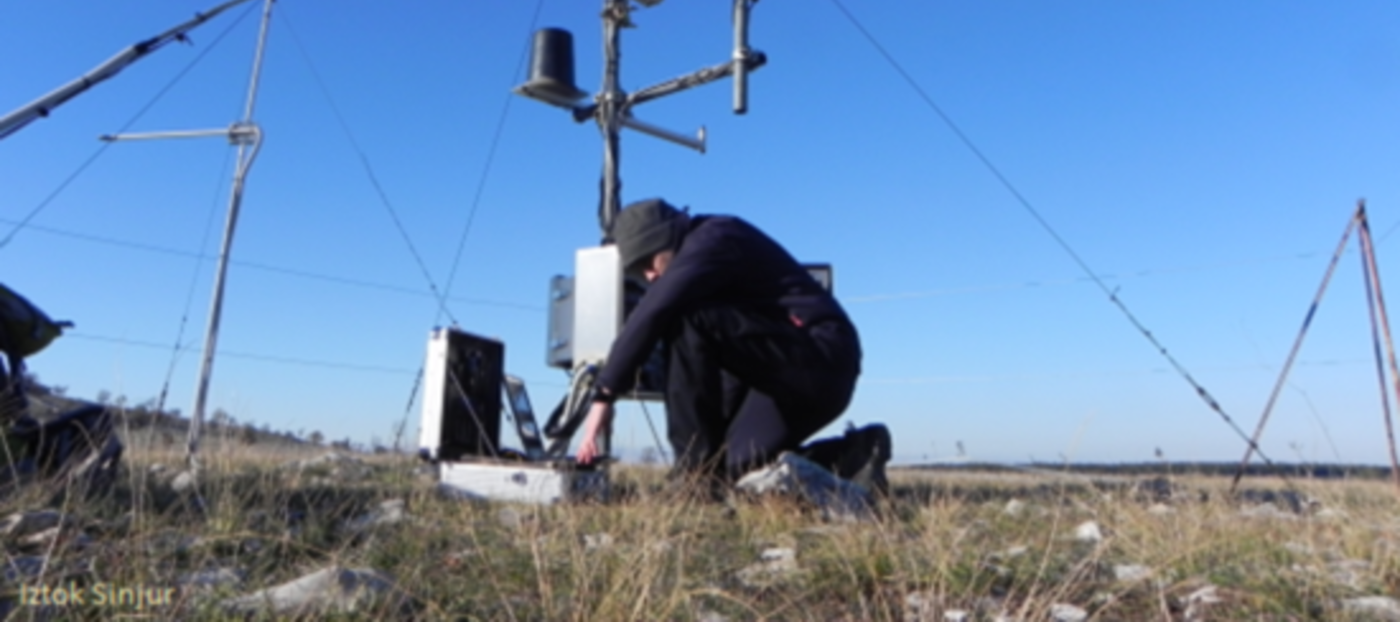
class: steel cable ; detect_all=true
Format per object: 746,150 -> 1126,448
828,0 -> 1291,474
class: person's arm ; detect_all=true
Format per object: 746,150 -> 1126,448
575,399 -> 613,464
594,227 -> 740,395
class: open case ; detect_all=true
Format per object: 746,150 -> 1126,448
419,326 -> 608,503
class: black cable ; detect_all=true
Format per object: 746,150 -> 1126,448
399,0 -> 549,448
440,0 -> 550,321
0,0 -> 261,251
0,216 -> 543,311
828,0 -> 1289,472
276,9 -> 458,327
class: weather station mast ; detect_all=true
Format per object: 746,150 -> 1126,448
415,0 -> 768,503
513,0 -> 765,239
514,0 -> 766,453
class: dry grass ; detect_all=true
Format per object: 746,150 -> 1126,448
2,445 -> 1399,621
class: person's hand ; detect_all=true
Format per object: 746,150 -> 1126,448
576,400 -> 613,465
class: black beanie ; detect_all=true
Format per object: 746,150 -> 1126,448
613,198 -> 688,275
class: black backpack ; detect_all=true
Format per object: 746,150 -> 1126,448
0,283 -> 72,412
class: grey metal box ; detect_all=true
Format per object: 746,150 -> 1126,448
571,246 -> 623,366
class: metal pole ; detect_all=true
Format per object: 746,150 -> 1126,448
186,0 -> 275,472
732,0 -> 752,114
1356,204 -> 1400,497
598,0 -> 626,241
1229,206 -> 1360,492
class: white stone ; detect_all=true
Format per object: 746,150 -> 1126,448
696,610 -> 730,622
999,545 -> 1028,559
1113,564 -> 1152,582
1073,521 -> 1103,543
1003,499 -> 1026,517
171,470 -> 198,493
1147,503 -> 1174,516
1239,503 -> 1296,520
736,547 -> 799,588
221,566 -> 400,616
1,511 -> 69,539
583,533 -> 614,551
18,526 -> 90,552
1183,585 -> 1221,622
1314,507 -> 1348,520
1049,603 -> 1088,622
943,609 -> 969,622
1342,596 -> 1400,620
735,452 -> 874,522
1327,559 -> 1371,591
902,591 -> 938,622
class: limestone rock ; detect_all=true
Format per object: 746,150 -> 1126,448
1147,503 -> 1174,516
1342,596 -> 1400,620
221,566 -> 405,616
1,510 -> 71,540
1073,521 -> 1103,543
734,452 -> 874,522
1182,585 -> 1221,622
1113,564 -> 1152,583
903,591 -> 939,622
1049,603 -> 1088,622
736,547 -> 799,588
583,532 -> 614,551
1003,499 -> 1026,517
171,470 -> 198,493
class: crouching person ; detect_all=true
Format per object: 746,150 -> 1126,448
575,198 -> 885,496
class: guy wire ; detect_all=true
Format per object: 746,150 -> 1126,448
828,0 -> 1290,475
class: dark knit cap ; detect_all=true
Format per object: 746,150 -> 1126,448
612,198 -> 688,275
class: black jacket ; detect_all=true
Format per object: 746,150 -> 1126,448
596,215 -> 855,395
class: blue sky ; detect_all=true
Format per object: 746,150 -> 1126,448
5,1 -> 1400,465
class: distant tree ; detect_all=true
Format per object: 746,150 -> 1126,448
50,386 -> 67,397
211,408 -> 231,429
240,424 -> 258,446
95,390 -> 111,405
639,447 -> 659,465
309,431 -> 324,446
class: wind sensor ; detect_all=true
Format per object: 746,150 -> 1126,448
419,0 -> 767,504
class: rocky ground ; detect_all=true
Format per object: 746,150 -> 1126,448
0,447 -> 1398,620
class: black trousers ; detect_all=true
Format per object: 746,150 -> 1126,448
664,304 -> 860,480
